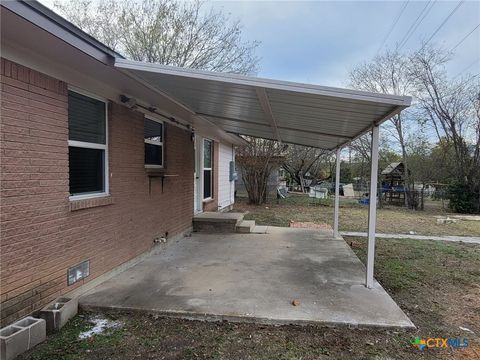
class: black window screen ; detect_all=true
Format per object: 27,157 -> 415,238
203,169 -> 212,199
144,118 -> 163,142
145,143 -> 163,165
203,139 -> 213,199
144,118 -> 163,166
203,140 -> 212,168
69,147 -> 104,195
68,91 -> 106,144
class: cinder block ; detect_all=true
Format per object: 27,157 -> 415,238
0,325 -> 29,360
39,297 -> 78,333
12,316 -> 46,349
2,317 -> 45,356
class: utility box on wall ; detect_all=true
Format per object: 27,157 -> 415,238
229,161 -> 238,181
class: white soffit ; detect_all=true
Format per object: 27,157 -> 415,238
115,58 -> 411,150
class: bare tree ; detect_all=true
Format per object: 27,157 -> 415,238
236,137 -> 283,205
349,50 -> 416,206
410,44 -> 480,212
347,133 -> 398,180
54,0 -> 260,74
281,145 -> 330,191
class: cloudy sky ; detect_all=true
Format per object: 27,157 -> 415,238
210,0 -> 479,86
40,0 -> 479,87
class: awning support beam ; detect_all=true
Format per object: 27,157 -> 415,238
366,125 -> 380,288
333,147 -> 341,238
256,88 -> 282,143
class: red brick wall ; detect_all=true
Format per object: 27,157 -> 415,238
0,58 -> 194,325
203,140 -> 219,212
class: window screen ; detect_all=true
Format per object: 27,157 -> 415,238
145,143 -> 163,165
144,118 -> 163,166
203,139 -> 212,168
144,118 -> 163,143
68,90 -> 107,197
69,147 -> 104,195
203,169 -> 212,199
68,91 -> 106,144
203,139 -> 212,199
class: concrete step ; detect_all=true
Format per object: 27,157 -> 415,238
236,220 -> 255,233
193,212 -> 245,233
251,225 -> 268,234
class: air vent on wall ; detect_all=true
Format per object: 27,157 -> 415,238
67,260 -> 90,285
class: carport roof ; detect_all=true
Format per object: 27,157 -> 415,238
115,58 -> 411,150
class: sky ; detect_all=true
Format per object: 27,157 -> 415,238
39,0 -> 479,87
209,0 -> 480,87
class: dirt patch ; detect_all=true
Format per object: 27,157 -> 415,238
289,221 -> 332,230
443,284 -> 480,337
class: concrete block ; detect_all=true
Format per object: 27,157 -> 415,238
12,317 -> 46,350
0,325 -> 28,360
39,297 -> 78,334
236,220 -> 255,233
1,317 -> 45,359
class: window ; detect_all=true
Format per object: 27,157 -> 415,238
144,117 -> 164,167
68,90 -> 108,198
203,139 -> 213,199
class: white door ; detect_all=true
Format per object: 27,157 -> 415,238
193,135 -> 203,214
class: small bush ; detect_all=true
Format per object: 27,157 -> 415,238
448,182 -> 479,214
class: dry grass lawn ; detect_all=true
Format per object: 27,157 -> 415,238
234,193 -> 480,237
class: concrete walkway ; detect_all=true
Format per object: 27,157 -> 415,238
341,231 -> 480,244
80,227 -> 414,329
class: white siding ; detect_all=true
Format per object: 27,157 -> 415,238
218,142 -> 235,210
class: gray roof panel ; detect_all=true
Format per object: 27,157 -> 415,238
115,58 -> 411,150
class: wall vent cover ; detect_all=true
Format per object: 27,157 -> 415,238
67,260 -> 90,285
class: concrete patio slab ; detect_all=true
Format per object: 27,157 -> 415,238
80,227 -> 414,328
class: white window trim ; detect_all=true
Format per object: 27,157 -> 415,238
68,140 -> 106,150
203,138 -> 213,201
68,87 -> 109,201
144,115 -> 164,168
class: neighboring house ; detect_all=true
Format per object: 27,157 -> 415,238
0,1 -> 240,325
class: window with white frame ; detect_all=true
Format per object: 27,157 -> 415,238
144,117 -> 164,167
68,90 -> 108,198
203,139 -> 213,199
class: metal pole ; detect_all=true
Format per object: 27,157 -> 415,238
366,125 -> 380,289
333,147 -> 341,238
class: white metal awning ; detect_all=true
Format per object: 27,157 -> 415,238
115,58 -> 411,150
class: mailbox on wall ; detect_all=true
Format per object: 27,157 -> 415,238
229,161 -> 238,181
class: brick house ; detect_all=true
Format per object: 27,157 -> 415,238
1,1 -> 242,325
1,0 -> 413,327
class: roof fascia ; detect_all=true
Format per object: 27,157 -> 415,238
2,0 -> 121,64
